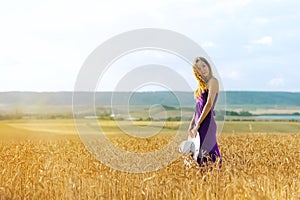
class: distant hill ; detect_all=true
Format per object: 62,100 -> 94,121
0,91 -> 300,111
225,91 -> 300,107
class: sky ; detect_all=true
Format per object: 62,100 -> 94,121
0,0 -> 299,92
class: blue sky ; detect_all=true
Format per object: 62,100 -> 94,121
0,0 -> 299,92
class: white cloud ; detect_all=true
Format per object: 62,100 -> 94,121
202,41 -> 216,48
226,70 -> 241,81
175,0 -> 253,19
244,36 -> 273,52
219,68 -> 241,81
254,17 -> 270,24
243,44 -> 254,53
252,36 -> 273,46
268,76 -> 285,87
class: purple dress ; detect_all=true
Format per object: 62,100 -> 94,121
194,90 -> 222,167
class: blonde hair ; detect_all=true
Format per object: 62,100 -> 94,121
193,57 -> 213,99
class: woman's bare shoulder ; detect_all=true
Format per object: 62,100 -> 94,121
208,76 -> 219,85
208,76 -> 219,91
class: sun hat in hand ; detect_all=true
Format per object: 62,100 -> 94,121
179,139 -> 195,154
179,133 -> 200,161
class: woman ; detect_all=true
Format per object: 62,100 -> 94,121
188,56 -> 222,168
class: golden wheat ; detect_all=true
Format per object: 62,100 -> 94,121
0,120 -> 299,199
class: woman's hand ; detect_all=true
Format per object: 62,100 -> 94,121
191,124 -> 200,138
188,126 -> 194,138
188,129 -> 195,138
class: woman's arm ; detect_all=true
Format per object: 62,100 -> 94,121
194,78 -> 219,130
187,110 -> 197,138
188,112 -> 196,130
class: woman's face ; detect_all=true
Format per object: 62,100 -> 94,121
196,60 -> 210,78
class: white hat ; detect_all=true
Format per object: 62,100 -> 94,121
179,134 -> 200,161
179,140 -> 195,154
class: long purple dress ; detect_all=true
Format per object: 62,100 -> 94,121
193,90 -> 222,167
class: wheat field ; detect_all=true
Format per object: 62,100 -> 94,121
0,119 -> 299,199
